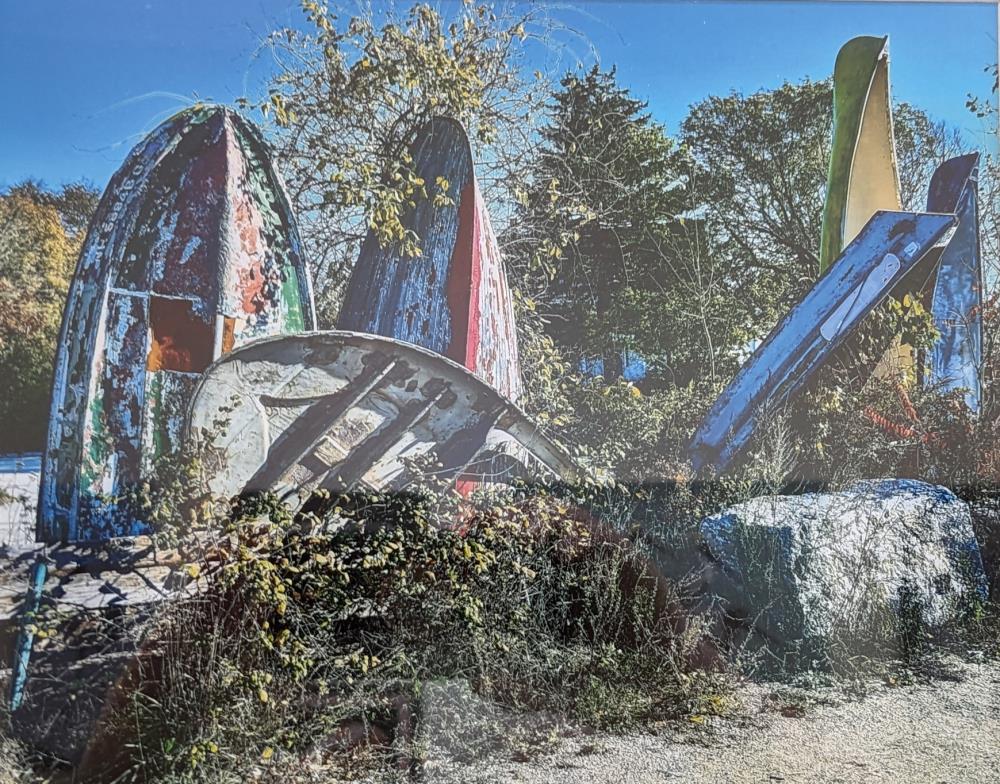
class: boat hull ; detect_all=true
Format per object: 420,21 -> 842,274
819,36 -> 902,274
38,106 -> 316,543
690,211 -> 956,474
925,153 -> 982,411
185,331 -> 579,505
336,117 -> 521,401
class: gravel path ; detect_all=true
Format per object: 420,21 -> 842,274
417,660 -> 1000,784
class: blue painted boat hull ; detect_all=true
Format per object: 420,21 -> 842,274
690,211 -> 956,474
925,153 -> 982,412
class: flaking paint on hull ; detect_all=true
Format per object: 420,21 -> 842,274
39,105 -> 316,543
690,211 -> 956,474
336,117 -> 521,401
819,36 -> 902,274
926,153 -> 982,412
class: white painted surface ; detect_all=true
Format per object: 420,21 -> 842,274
0,453 -> 39,547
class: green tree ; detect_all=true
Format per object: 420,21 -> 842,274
254,0 -> 545,325
0,181 -> 97,452
508,67 -> 709,384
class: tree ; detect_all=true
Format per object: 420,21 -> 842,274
507,67 -> 707,384
0,181 -> 97,452
253,1 -> 546,324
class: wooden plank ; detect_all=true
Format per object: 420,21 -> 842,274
0,537 -> 194,622
186,332 -> 583,504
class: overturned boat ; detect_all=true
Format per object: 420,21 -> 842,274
925,153 -> 983,411
185,331 -> 582,507
337,116 -> 522,401
689,211 -> 956,474
819,36 -> 902,274
39,105 -> 316,544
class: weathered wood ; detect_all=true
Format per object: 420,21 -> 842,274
186,331 -> 584,504
337,117 -> 522,401
690,211 -> 956,474
40,105 -> 316,544
0,537 -> 196,622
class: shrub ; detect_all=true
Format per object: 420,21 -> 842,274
82,484 -> 728,782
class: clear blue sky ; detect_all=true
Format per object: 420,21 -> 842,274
1,1 -> 996,191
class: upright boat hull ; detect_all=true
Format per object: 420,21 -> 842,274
336,117 -> 521,401
690,211 -> 955,474
819,36 -> 902,274
39,105 -> 316,542
925,153 -> 982,411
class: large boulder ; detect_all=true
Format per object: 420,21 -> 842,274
699,479 -> 989,668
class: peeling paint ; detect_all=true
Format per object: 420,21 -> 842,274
186,332 -> 580,505
690,211 -> 956,474
337,117 -> 521,401
926,153 -> 982,412
38,105 -> 316,543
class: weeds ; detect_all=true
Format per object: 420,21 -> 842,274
66,482 -> 728,782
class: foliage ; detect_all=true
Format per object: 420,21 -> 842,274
101,485 -> 726,781
506,67 -> 723,386
253,0 -> 546,324
0,181 -> 98,452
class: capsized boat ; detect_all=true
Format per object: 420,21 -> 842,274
925,153 -> 982,411
185,331 -> 582,506
690,210 -> 956,474
38,105 -> 316,544
819,36 -> 902,274
336,116 -> 522,401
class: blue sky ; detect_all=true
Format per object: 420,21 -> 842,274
1,1 -> 996,190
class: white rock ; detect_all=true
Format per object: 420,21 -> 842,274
699,479 -> 989,663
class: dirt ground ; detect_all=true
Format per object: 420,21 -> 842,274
414,658 -> 1000,784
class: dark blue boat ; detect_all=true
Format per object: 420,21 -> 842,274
925,153 -> 982,412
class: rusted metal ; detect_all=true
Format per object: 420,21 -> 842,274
337,117 -> 522,401
690,211 -> 956,474
185,332 -> 582,506
38,105 -> 316,544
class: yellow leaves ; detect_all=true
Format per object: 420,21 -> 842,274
257,688 -> 270,703
261,746 -> 274,761
185,563 -> 201,580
